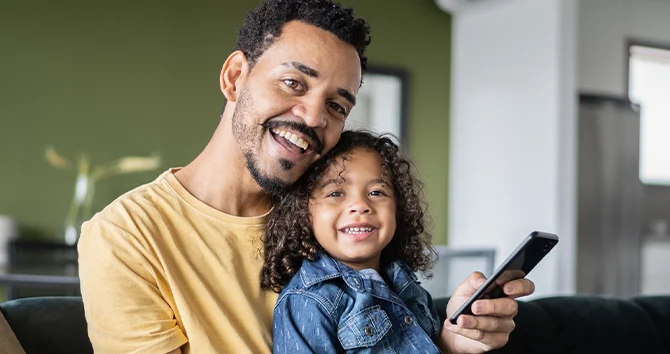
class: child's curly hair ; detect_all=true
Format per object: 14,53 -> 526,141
261,130 -> 436,293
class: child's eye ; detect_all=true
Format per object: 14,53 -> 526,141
369,190 -> 387,197
327,191 -> 344,198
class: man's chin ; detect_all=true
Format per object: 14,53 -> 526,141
244,153 -> 307,195
257,177 -> 292,196
250,169 -> 299,196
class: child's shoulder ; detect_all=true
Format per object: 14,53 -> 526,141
276,254 -> 348,306
281,254 -> 345,290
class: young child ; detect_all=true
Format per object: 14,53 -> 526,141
261,130 -> 442,353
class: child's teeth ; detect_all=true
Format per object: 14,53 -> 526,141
346,227 -> 372,233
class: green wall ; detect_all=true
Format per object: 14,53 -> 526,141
0,0 -> 451,244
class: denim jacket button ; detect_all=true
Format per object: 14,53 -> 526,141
364,326 -> 374,336
404,315 -> 414,325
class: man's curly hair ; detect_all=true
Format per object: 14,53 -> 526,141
234,0 -> 371,71
261,130 -> 437,293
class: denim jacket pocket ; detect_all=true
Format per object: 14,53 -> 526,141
337,305 -> 392,350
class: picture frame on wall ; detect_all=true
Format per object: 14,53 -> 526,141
345,66 -> 409,145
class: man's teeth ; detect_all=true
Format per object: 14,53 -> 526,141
271,128 -> 310,150
343,227 -> 374,234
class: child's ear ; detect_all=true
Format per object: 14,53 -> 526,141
307,214 -> 313,230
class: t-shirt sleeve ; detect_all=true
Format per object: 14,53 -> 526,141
78,217 -> 188,354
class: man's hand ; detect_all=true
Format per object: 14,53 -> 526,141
437,272 -> 535,354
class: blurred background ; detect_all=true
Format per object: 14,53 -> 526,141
0,0 -> 668,301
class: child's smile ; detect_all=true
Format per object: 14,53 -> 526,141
309,147 -> 397,271
339,222 -> 378,241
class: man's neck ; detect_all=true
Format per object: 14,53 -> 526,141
175,124 -> 272,217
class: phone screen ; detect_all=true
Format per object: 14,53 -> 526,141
448,231 -> 558,324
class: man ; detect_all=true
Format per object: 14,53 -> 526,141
79,1 -> 534,353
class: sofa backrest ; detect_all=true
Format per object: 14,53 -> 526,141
0,307 -> 25,354
435,295 -> 670,354
3,295 -> 670,354
0,296 -> 92,354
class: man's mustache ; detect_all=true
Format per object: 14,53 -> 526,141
261,120 -> 324,154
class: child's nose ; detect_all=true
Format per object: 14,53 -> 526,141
349,202 -> 371,214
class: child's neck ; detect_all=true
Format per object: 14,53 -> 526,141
337,258 -> 381,273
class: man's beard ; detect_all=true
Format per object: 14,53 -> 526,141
232,88 -> 294,196
243,152 -> 293,197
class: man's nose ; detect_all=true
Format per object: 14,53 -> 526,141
292,97 -> 327,129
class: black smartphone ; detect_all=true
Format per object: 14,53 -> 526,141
448,231 -> 559,325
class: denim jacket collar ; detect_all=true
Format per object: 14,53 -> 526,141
299,253 -> 418,296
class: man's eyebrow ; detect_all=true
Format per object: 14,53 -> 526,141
282,61 -> 320,78
337,88 -> 356,106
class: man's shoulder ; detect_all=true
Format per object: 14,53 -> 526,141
80,170 -> 180,247
89,170 -> 176,226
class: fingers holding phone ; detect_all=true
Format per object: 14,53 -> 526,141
449,231 -> 558,324
498,275 -> 535,299
436,231 -> 557,353
447,272 -> 532,319
438,273 -> 529,353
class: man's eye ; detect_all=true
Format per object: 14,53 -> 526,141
283,79 -> 302,91
328,102 -> 347,116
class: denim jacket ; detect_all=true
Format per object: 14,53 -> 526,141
272,253 -> 442,353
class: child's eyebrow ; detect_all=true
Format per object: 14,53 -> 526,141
317,178 -> 346,189
370,178 -> 392,187
317,177 -> 392,190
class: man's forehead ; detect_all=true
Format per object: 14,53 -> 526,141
256,22 -> 362,85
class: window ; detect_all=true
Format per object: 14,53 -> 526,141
629,44 -> 670,185
344,66 -> 407,145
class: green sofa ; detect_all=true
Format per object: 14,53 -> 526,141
1,295 -> 669,353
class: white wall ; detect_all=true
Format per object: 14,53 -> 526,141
448,0 -> 577,297
579,0 -> 670,95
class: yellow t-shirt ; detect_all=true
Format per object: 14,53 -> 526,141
78,168 -> 278,354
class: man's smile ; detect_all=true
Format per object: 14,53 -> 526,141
270,127 -> 312,153
262,120 -> 324,154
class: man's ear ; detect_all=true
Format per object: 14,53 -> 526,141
220,50 -> 249,103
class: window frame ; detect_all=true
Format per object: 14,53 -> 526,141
625,39 -> 670,185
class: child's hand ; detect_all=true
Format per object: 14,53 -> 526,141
437,272 -> 535,354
